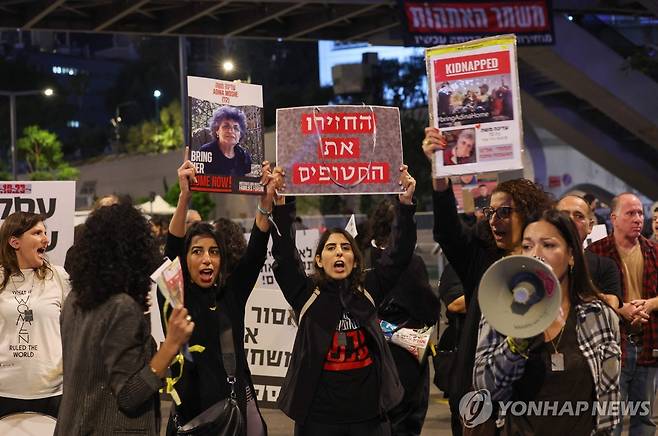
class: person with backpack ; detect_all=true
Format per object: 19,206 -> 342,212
271,166 -> 417,436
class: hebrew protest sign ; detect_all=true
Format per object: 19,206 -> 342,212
276,105 -> 404,196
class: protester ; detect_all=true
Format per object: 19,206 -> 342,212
271,165 -> 416,436
422,126 -> 553,435
56,202 -> 193,435
587,192 -> 658,436
556,195 -> 622,308
185,209 -> 202,230
363,198 -> 440,436
161,152 -> 281,436
200,106 -> 253,177
474,209 -> 621,435
0,212 -> 70,418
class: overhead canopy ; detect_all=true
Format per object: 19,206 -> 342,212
0,0 -> 653,45
137,195 -> 176,215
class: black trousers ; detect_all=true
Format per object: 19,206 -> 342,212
0,395 -> 61,418
295,415 -> 392,436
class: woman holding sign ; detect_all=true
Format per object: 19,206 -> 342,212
56,202 -> 194,435
270,165 -> 417,436
161,151 -> 281,436
0,212 -> 69,419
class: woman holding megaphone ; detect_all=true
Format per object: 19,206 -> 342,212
473,209 -> 621,435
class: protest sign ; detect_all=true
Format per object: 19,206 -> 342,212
187,76 -> 265,195
400,0 -> 555,47
276,105 -> 404,196
245,229 -> 319,407
426,34 -> 523,176
0,181 -> 74,266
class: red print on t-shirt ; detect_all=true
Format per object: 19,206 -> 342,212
323,312 -> 373,371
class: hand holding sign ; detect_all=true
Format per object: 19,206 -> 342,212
398,165 -> 416,205
178,147 -> 198,196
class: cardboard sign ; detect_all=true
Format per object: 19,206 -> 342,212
0,181 -> 75,266
276,105 -> 404,196
426,35 -> 523,176
187,76 -> 265,195
400,0 -> 555,47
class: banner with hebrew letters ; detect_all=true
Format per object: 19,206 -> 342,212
399,0 -> 555,47
426,34 -> 523,177
244,229 -> 319,407
0,181 -> 75,266
276,105 -> 404,196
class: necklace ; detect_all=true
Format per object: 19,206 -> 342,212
10,272 -> 36,323
549,315 -> 567,372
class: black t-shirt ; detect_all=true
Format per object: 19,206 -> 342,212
308,311 -> 380,423
199,141 -> 252,177
504,309 -> 595,436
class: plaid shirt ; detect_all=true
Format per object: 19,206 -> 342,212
587,235 -> 658,365
473,300 -> 621,433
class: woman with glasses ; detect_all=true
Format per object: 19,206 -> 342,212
199,106 -> 253,177
422,126 -> 553,434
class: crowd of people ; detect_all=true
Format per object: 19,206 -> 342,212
0,128 -> 656,436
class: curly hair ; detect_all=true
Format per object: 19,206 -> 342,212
182,222 -> 227,289
0,212 -> 51,292
367,199 -> 396,248
213,218 -> 246,277
312,228 -> 365,293
67,202 -> 159,311
209,106 -> 247,142
493,178 -> 553,225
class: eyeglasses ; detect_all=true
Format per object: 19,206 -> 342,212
482,206 -> 515,221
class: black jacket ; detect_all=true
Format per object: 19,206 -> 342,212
432,186 -> 504,408
271,200 -> 417,424
161,223 -> 269,433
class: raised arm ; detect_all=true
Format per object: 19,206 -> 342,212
368,166 -> 417,304
169,147 -> 197,238
271,199 -> 312,313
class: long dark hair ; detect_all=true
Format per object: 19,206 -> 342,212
313,228 -> 365,292
525,209 -> 605,306
182,222 -> 227,289
0,212 -> 51,292
213,218 -> 245,278
68,202 -> 159,311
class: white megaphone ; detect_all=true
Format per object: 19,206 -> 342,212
479,255 -> 561,338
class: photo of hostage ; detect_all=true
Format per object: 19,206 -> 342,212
198,106 -> 253,177
443,128 -> 476,166
437,76 -> 513,127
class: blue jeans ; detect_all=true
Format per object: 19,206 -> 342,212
614,340 -> 657,436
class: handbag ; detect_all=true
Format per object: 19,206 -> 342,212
176,310 -> 245,436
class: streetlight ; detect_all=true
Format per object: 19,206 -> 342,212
153,89 -> 162,120
0,88 -> 54,179
222,60 -> 235,73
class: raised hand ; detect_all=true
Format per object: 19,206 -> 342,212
398,164 -> 416,205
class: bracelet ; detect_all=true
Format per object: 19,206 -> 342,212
257,204 -> 272,216
506,337 -> 529,359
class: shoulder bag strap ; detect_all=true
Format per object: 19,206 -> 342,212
218,310 -> 238,398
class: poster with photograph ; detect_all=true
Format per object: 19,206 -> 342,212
450,172 -> 498,214
187,76 -> 265,195
276,105 -> 404,196
0,181 -> 74,266
426,34 -> 523,177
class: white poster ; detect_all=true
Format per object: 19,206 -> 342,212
0,181 -> 75,267
426,35 -> 524,176
244,229 -> 319,406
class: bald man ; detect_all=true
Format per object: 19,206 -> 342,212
557,195 -> 621,308
588,192 -> 658,436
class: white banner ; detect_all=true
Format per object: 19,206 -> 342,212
244,229 -> 319,405
0,181 -> 75,267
